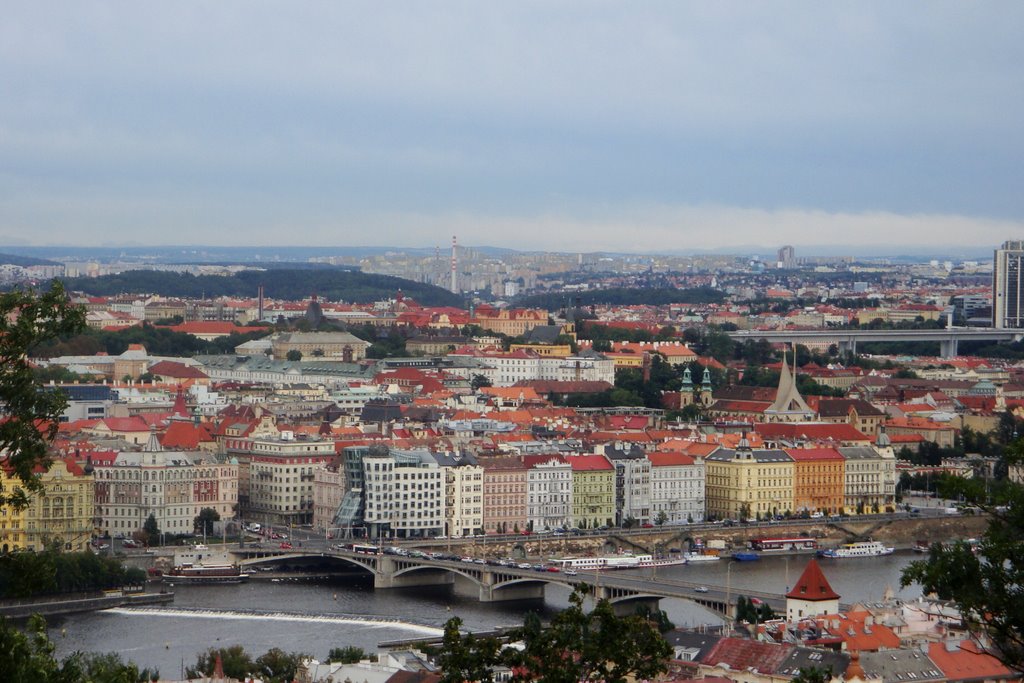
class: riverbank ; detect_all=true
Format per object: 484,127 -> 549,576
0,589 -> 174,619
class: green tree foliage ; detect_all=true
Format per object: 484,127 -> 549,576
326,646 -> 366,664
436,590 -> 671,683
471,374 -> 493,390
193,507 -> 221,536
0,615 -> 156,682
143,514 -> 160,547
736,596 -> 777,623
255,647 -> 310,683
901,439 -> 1024,670
0,282 -> 86,508
186,645 -> 255,681
285,349 -> 302,361
34,322 -> 270,360
0,548 -> 142,599
790,665 -> 831,683
60,268 -> 462,307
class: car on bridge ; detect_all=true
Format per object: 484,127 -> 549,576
695,586 -> 709,593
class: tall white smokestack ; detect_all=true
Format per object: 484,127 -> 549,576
451,235 -> 458,293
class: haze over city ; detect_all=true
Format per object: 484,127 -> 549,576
3,2 -> 1024,252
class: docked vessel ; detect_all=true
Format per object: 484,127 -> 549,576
913,540 -> 932,553
818,541 -> 894,558
683,552 -> 721,563
163,563 -> 249,584
731,551 -> 760,561
549,554 -> 687,571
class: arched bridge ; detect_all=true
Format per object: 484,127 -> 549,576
233,547 -> 785,617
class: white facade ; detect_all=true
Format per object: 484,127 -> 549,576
361,449 -> 444,539
312,464 -> 344,531
650,455 -> 706,524
440,460 -> 484,537
838,445 -> 898,513
526,459 -> 573,531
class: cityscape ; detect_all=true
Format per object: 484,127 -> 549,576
2,4 -> 1023,683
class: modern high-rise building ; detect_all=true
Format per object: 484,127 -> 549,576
993,240 -> 1024,328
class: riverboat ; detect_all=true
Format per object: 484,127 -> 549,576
913,540 -> 932,553
731,551 -> 760,561
683,552 -> 721,563
549,554 -> 687,571
749,536 -> 819,552
163,563 -> 249,584
818,541 -> 894,559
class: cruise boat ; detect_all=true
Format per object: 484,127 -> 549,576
163,563 -> 249,584
818,541 -> 894,559
549,554 -> 688,571
683,552 -> 721,563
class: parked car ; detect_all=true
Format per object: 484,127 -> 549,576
279,542 -> 293,549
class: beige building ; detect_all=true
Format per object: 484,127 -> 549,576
705,443 -> 795,520
246,433 -> 336,526
270,332 -> 370,362
436,453 -> 484,537
0,458 -> 95,552
93,441 -> 238,538
479,457 -> 528,534
312,462 -> 344,532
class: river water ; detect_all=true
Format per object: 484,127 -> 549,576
50,552 -> 923,677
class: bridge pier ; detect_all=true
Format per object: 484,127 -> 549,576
479,582 -> 545,603
940,338 -> 958,359
838,338 -> 857,356
373,557 -> 455,590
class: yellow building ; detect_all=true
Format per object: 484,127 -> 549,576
569,454 -> 615,529
704,442 -> 795,520
1,458 -> 95,552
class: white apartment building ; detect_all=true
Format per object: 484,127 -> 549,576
94,441 -> 238,537
448,349 -> 614,387
839,439 -> 898,513
435,452 -> 483,537
361,448 -> 444,539
598,444 -> 652,525
648,451 -> 706,524
247,433 -> 336,526
526,458 -> 573,531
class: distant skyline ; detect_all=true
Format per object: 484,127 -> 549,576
3,3 -> 1023,251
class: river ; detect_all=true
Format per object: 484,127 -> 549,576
50,551 -> 923,677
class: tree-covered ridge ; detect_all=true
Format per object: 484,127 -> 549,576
515,286 -> 724,310
59,269 -> 463,307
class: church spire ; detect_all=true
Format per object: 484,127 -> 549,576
765,344 -> 814,421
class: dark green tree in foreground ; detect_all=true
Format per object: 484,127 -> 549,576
902,438 -> 1024,671
143,513 -> 161,547
193,507 -> 221,536
0,614 -> 157,682
0,281 -> 86,508
437,589 -> 671,683
326,646 -> 366,664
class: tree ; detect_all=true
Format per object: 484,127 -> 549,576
471,374 -> 492,391
187,645 -> 255,680
901,438 -> 1024,670
791,666 -> 831,683
437,617 -> 503,683
0,281 -> 86,508
327,646 -> 366,664
193,507 -> 221,536
654,510 -> 668,526
255,647 -> 309,683
0,614 -> 156,682
143,513 -> 161,547
286,349 -> 302,361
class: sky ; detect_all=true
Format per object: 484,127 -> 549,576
2,2 -> 1023,254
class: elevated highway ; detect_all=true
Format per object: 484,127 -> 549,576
726,327 -> 1022,359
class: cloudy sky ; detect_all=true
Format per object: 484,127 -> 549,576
2,2 -> 1022,253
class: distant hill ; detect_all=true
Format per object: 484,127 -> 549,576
0,252 -> 60,267
59,268 -> 464,307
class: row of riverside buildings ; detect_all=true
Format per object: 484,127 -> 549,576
0,422 -> 896,550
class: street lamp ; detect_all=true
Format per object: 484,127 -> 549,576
725,560 -> 736,631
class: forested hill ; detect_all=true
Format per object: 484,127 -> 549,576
0,252 -> 60,267
59,269 -> 464,307
515,286 -> 725,310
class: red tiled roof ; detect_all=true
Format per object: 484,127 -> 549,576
786,559 -> 840,601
